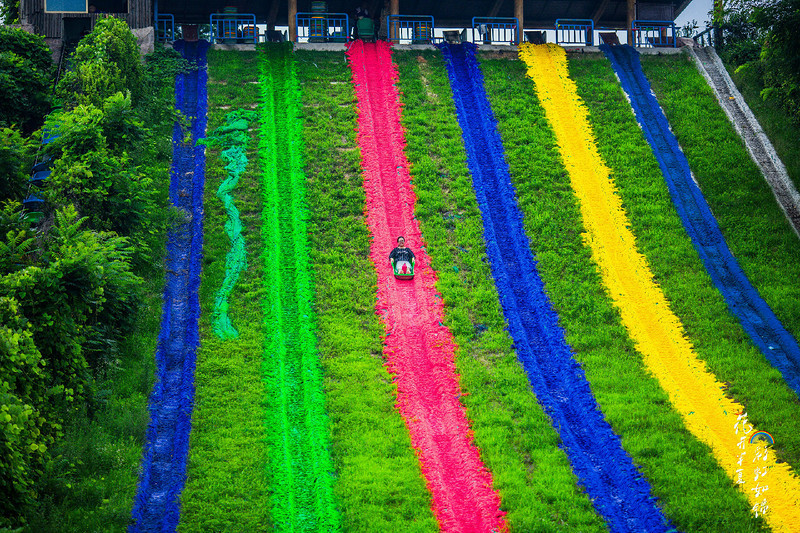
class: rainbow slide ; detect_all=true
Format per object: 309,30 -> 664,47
601,44 -> 800,398
438,41 -> 672,532
520,42 -> 800,532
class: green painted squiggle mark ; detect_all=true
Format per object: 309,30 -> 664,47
199,109 -> 257,339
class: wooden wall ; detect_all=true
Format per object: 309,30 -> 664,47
21,0 -> 152,39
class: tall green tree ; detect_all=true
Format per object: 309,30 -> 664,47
0,0 -> 20,25
720,0 -> 800,122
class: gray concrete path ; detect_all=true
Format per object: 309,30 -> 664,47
690,46 -> 800,239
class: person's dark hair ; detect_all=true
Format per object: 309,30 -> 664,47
397,236 -> 405,243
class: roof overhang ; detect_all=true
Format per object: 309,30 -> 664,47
157,0 -> 684,29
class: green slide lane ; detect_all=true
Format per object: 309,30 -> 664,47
259,43 -> 339,531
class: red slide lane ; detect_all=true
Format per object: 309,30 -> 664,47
347,40 -> 506,533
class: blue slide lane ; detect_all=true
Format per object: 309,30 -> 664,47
602,44 -> 800,398
438,42 -> 674,533
130,40 -> 209,532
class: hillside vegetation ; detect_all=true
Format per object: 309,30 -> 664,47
3,32 -> 800,530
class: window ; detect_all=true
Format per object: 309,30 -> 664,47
45,0 -> 127,13
45,0 -> 88,12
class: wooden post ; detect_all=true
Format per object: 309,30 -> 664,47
390,0 -> 398,40
514,0 -> 523,43
627,0 -> 635,45
591,0 -> 610,24
288,0 -> 297,42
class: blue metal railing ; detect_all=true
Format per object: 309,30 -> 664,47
156,13 -> 174,42
209,13 -> 257,44
296,12 -> 349,42
556,19 -> 594,46
471,17 -> 519,45
632,20 -> 677,47
692,25 -> 716,47
386,14 -> 435,44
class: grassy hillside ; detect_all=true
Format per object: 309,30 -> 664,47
37,44 -> 800,531
482,50 -> 764,532
179,50 -> 271,531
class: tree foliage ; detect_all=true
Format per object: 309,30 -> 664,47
57,16 -> 143,108
0,19 -> 182,527
43,93 -> 160,244
721,0 -> 800,123
0,26 -> 53,134
750,0 -> 800,120
0,295 -> 52,524
1,0 -> 20,24
47,21 -> 184,266
0,206 -> 139,527
0,127 -> 34,203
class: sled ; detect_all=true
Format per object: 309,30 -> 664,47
392,259 -> 414,279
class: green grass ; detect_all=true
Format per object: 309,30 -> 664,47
178,49 -> 271,531
640,53 -> 800,342
572,52 -> 800,474
393,50 -> 608,532
23,277 -> 160,532
479,51 -> 767,532
295,50 -> 439,532
728,61 -> 800,192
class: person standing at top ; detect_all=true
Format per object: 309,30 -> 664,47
352,2 -> 371,39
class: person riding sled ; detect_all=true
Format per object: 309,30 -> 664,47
389,236 -> 415,279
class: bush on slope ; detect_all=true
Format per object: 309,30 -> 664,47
730,64 -> 800,192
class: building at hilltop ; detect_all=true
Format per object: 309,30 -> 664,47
16,0 -> 695,46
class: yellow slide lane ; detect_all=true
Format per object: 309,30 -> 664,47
518,43 -> 800,531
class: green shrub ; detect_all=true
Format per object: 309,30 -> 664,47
43,93 -> 163,261
57,17 -> 143,109
139,45 -> 189,160
0,295 -> 54,528
1,0 -> 20,24
0,202 -> 35,273
0,127 -> 34,203
0,26 -> 52,134
0,206 -> 140,527
1,206 -> 140,404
